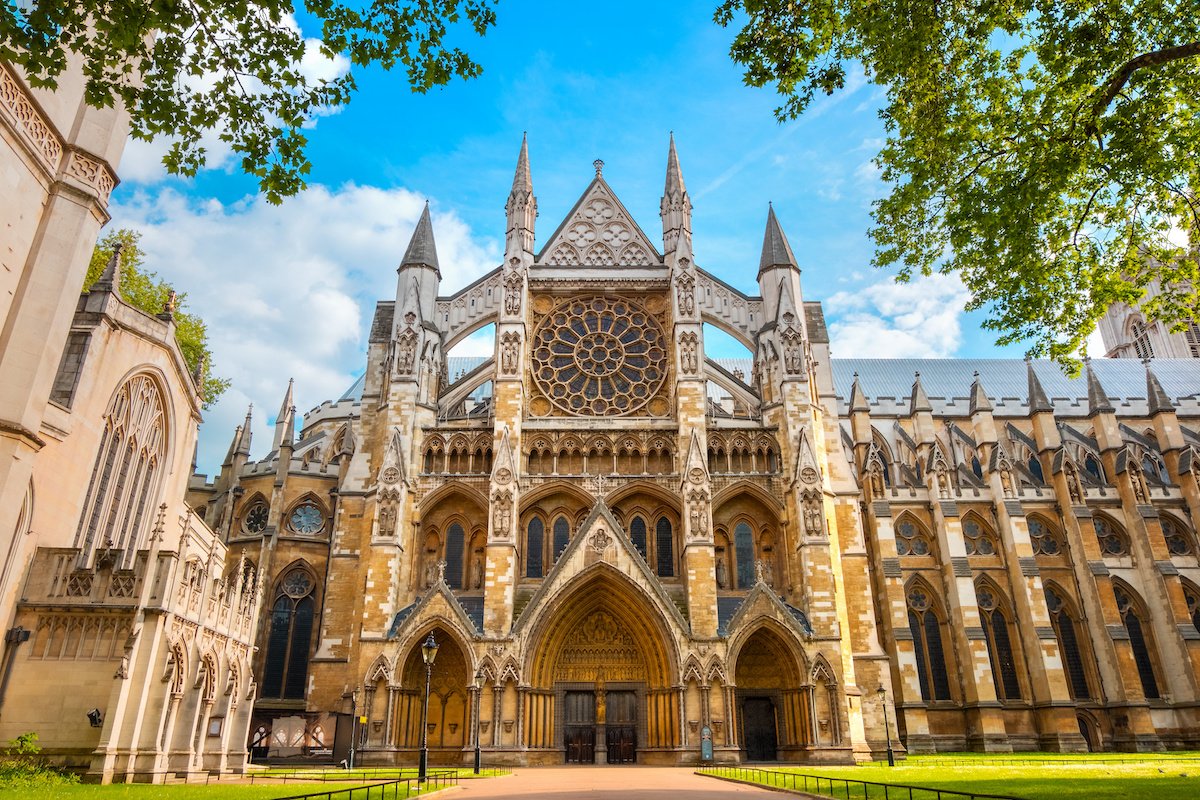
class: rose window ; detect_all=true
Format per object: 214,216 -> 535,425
532,296 -> 667,416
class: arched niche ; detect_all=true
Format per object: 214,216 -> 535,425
392,627 -> 471,760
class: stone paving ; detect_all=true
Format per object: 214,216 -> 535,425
455,766 -> 805,798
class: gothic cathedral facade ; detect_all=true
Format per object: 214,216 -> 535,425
190,137 -> 1200,765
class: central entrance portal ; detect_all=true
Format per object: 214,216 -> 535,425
563,689 -> 638,764
742,697 -> 779,761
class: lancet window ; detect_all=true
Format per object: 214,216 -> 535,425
262,567 -> 316,700
525,518 -> 544,578
1114,584 -> 1160,699
74,374 -> 167,567
1044,586 -> 1092,699
976,582 -> 1021,700
907,583 -> 952,702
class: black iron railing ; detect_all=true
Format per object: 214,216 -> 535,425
696,766 -> 1028,800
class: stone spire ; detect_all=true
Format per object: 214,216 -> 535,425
758,204 -> 799,277
660,133 -> 692,254
910,372 -> 932,414
1026,360 -> 1053,413
505,133 -> 537,256
969,371 -> 993,414
236,404 -> 254,457
223,425 -> 242,467
1085,360 -> 1114,415
400,202 -> 440,276
272,378 -> 295,451
1146,363 -> 1174,415
849,372 -> 870,413
90,242 -> 123,295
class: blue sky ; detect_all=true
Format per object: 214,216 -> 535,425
107,1 -> 1037,475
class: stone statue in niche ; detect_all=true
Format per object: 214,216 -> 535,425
500,333 -> 520,374
679,333 -> 698,374
676,271 -> 695,316
397,330 -> 417,373
470,552 -> 484,590
867,464 -> 884,498
492,489 -> 512,538
504,263 -> 523,315
784,342 -> 803,374
423,552 -> 439,588
803,493 -> 823,536
687,490 -> 709,538
715,553 -> 727,589
1130,463 -> 1149,504
1065,460 -> 1084,504
378,504 -> 396,538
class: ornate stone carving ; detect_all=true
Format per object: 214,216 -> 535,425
65,149 -> 116,201
802,492 -> 824,537
587,524 -> 613,553
500,331 -> 521,375
491,489 -> 512,539
396,329 -> 418,374
687,489 -> 710,540
0,65 -> 63,169
503,263 -> 523,314
679,331 -> 699,374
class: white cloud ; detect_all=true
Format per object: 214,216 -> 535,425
825,273 -> 972,358
108,184 -> 500,474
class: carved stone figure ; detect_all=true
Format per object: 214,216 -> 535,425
504,265 -> 523,315
378,504 -> 396,539
803,494 -> 823,536
679,332 -> 698,374
492,490 -> 512,538
676,273 -> 695,316
500,333 -> 520,374
471,553 -> 484,590
423,554 -> 439,588
715,555 -> 727,589
397,330 -> 417,373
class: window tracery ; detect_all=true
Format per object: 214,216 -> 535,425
895,517 -> 934,556
1114,584 -> 1160,699
907,584 -> 952,702
1094,516 -> 1130,557
963,517 -> 999,556
74,374 -> 167,567
1028,517 -> 1065,557
530,296 -> 667,416
1162,516 -> 1196,557
262,567 -> 315,700
1044,586 -> 1091,699
976,582 -> 1021,700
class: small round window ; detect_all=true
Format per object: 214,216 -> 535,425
289,503 -> 324,535
243,502 -> 269,534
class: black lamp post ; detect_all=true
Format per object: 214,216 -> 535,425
473,670 -> 484,774
877,685 -> 895,766
418,633 -> 439,782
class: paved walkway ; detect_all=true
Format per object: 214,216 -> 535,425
455,766 -> 800,798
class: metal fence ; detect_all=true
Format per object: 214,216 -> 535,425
912,756 -> 1200,767
269,770 -> 460,799
696,766 -> 1028,800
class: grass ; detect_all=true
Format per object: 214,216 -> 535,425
703,753 -> 1200,800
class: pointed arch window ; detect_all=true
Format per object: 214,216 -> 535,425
525,518 -> 544,578
630,516 -> 648,560
1094,517 -> 1129,557
1162,516 -> 1196,557
1028,517 -> 1065,557
445,523 -> 465,589
552,516 -> 570,561
963,517 -> 998,556
1083,453 -> 1104,483
977,584 -> 1021,700
1044,586 -> 1092,699
655,517 -> 674,577
907,585 -> 951,701
1185,585 -> 1200,637
895,517 -> 934,556
734,522 -> 755,588
74,374 -> 166,567
262,567 -> 315,700
1114,585 -> 1160,699
1131,320 -> 1154,360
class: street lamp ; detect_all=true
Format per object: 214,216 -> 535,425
473,670 -> 484,774
418,633 -> 439,782
877,685 -> 895,767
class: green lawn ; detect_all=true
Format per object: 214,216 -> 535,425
703,754 -> 1200,800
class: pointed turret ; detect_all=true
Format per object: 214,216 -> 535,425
910,372 -> 933,414
1145,363 -> 1174,415
1085,360 -> 1114,415
272,379 -> 295,450
758,204 -> 799,277
400,202 -> 440,275
222,425 -> 242,467
505,133 -> 537,256
969,371 -> 993,414
849,373 -> 870,413
236,405 -> 253,457
660,133 -> 692,254
90,243 -> 123,295
1026,360 -> 1053,413
396,202 -> 442,328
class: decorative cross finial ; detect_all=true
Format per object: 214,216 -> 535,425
593,159 -> 604,176
596,473 -> 608,497
437,559 -> 447,583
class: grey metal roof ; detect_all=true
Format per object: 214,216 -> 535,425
338,373 -> 366,402
831,358 -> 1200,417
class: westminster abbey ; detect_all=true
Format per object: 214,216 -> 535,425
180,137 -> 1200,764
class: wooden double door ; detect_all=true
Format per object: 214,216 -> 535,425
564,690 -> 637,764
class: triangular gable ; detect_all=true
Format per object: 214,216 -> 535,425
723,581 -> 814,641
386,578 -> 479,641
537,177 -> 661,267
511,500 -> 689,637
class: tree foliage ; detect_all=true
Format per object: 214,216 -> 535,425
86,229 -> 230,406
717,1 -> 1200,363
1,1 -> 497,203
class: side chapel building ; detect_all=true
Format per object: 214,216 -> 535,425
189,138 -> 1200,764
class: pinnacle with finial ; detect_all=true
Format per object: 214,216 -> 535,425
758,205 -> 799,277
400,201 -> 440,276
1026,360 -> 1053,413
1085,361 -> 1114,415
969,371 -> 992,414
665,132 -> 686,196
910,371 -> 932,414
593,159 -> 604,177
512,132 -> 532,194
91,242 -> 123,295
849,372 -> 870,412
1145,362 -> 1174,415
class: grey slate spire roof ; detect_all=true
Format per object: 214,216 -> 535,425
849,372 -> 870,412
400,202 -> 440,276
1027,359 -> 1053,413
758,204 -> 799,277
91,242 -> 123,295
1146,363 -> 1174,415
664,132 -> 686,197
969,371 -> 993,414
1085,360 -> 1115,415
910,372 -> 932,414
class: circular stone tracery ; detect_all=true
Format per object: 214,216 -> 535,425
532,296 -> 667,416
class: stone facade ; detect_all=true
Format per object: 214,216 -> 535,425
189,138 -> 1200,767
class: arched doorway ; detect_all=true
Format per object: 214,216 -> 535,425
526,567 -> 679,764
393,628 -> 470,764
733,626 -> 807,762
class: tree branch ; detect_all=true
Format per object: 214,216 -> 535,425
1090,41 -> 1200,124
